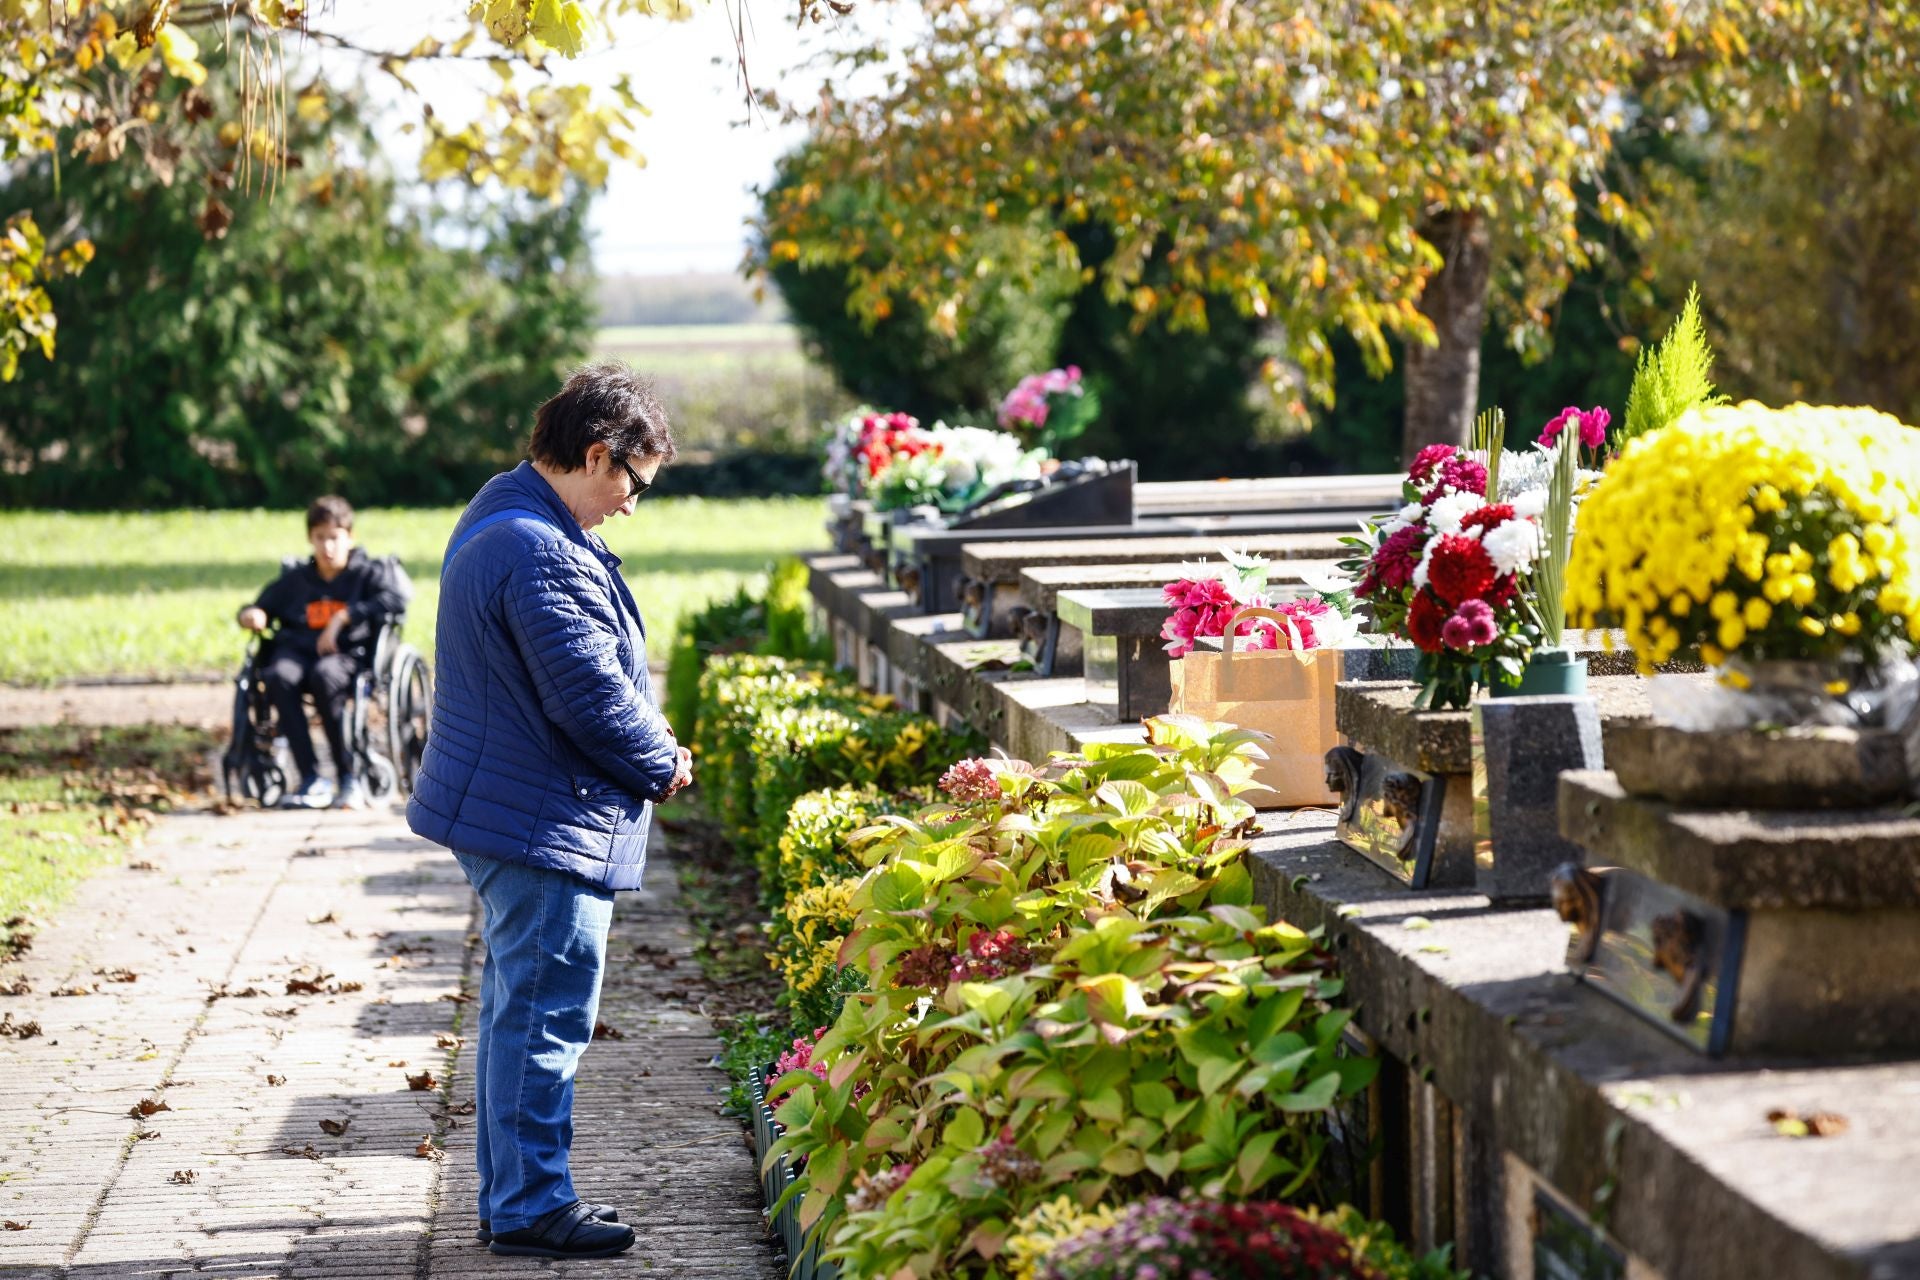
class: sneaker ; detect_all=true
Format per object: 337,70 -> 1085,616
488,1202 -> 634,1259
332,777 -> 370,811
279,775 -> 335,810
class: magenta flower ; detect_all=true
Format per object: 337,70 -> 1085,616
1439,598 -> 1499,650
1408,443 -> 1458,487
1539,405 -> 1611,451
1370,525 -> 1427,590
1432,454 -> 1489,498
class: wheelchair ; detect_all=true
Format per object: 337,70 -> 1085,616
221,613 -> 433,809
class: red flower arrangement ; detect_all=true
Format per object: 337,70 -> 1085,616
855,413 -> 939,487
1346,445 -> 1545,708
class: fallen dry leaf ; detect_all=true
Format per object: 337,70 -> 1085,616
94,967 -> 138,984
2,1220 -> 28,1230
448,1098 -> 476,1116
388,1059 -> 408,1068
128,860 -> 159,872
434,1032 -> 464,1050
129,1098 -> 171,1119
406,1070 -> 439,1092
1767,1107 -> 1851,1138
280,1144 -> 321,1161
307,910 -> 338,925
265,1074 -> 286,1086
318,1118 -> 350,1136
212,985 -> 265,999
167,1169 -> 196,1185
414,1135 -> 443,1161
1,1014 -> 42,1040
51,984 -> 95,997
436,992 -> 473,1005
1,978 -> 29,996
592,1020 -> 623,1041
262,1007 -> 299,1019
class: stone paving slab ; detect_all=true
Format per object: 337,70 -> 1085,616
0,802 -> 782,1279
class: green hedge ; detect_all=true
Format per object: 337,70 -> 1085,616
773,783 -> 927,904
746,705 -> 974,875
693,654 -> 870,844
666,557 -> 832,744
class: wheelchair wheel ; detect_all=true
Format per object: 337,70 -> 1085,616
388,648 -> 432,794
365,753 -> 400,800
245,758 -> 287,809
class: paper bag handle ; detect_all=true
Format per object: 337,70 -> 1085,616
1222,606 -> 1297,660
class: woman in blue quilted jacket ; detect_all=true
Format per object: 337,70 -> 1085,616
408,362 -> 692,1260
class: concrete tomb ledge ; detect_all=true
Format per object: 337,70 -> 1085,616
961,531 -> 1348,579
804,554 -> 866,613
1558,770 -> 1920,910
850,585 -> 918,645
1249,812 -> 1920,1280
922,633 -> 1025,734
1056,587 -> 1171,640
884,612 -> 966,685
988,674 -> 1146,762
1607,718 -> 1914,809
816,566 -> 887,625
1019,559 -> 1315,616
1336,675 -> 1686,775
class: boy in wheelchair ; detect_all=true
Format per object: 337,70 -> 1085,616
236,495 -> 414,809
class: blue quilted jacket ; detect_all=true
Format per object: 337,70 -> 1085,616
407,462 -> 678,891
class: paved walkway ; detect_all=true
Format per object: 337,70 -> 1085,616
0,681 -> 229,731
0,802 -> 782,1279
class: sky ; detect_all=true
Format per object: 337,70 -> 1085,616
314,0 -> 884,276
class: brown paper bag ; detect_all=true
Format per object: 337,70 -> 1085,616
1168,606 -> 1344,809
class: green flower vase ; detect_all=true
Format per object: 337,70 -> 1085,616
1493,647 -> 1589,698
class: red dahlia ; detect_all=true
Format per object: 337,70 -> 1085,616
1459,503 -> 1515,535
1408,589 -> 1449,653
1426,534 -> 1497,606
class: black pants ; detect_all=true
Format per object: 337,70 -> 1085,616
261,650 -> 361,783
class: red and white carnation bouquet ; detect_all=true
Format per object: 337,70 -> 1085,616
1348,443 -> 1546,708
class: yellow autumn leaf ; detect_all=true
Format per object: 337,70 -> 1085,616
528,0 -> 587,56
154,23 -> 206,85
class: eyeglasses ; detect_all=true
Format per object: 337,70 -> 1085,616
615,455 -> 652,501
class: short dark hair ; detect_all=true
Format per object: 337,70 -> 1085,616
527,362 -> 676,471
307,495 -> 354,532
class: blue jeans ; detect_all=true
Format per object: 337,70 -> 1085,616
454,852 -> 615,1234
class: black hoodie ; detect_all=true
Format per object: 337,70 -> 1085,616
245,547 -> 413,662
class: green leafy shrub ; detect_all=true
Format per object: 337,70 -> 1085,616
665,586 -> 766,743
771,873 -> 868,1034
762,556 -> 831,664
692,655 -> 868,841
746,706 -> 977,868
665,557 -> 830,743
999,1196 -> 1467,1280
715,1011 -> 796,1118
775,784 -> 928,903
765,718 -> 1379,1279
770,784 -> 935,1030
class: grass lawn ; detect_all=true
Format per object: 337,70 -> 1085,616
0,497 -> 827,684
0,723 -> 217,957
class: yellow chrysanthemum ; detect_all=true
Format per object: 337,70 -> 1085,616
1567,402 -> 1920,667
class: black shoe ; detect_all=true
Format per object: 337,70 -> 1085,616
486,1202 -> 632,1257
475,1202 -> 618,1245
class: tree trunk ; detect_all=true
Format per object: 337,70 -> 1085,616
1401,210 -> 1493,464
